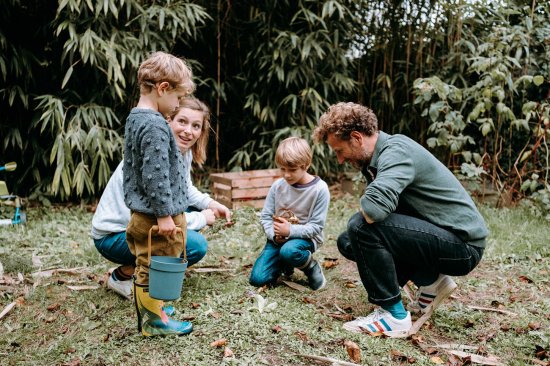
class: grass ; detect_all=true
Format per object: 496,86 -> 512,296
0,195 -> 549,366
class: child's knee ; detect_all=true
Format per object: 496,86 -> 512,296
249,273 -> 265,287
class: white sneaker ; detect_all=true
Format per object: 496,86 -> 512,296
413,274 -> 457,313
107,274 -> 132,300
343,308 -> 411,338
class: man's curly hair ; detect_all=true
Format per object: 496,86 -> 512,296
313,102 -> 378,143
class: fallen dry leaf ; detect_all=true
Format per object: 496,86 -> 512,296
344,340 -> 361,363
528,322 -> 541,330
281,280 -> 309,292
430,356 -> 444,364
344,281 -> 357,288
446,353 -> 464,366
210,338 -> 227,347
294,331 -> 309,342
518,275 -> 534,283
534,345 -> 548,360
47,303 -> 61,312
391,349 -> 413,363
326,313 -> 353,321
62,357 -> 81,366
448,350 -> 504,365
223,347 -> 234,358
322,258 -> 339,269
272,325 -> 282,333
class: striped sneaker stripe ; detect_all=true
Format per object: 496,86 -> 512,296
379,318 -> 392,331
367,324 -> 377,332
373,321 -> 385,332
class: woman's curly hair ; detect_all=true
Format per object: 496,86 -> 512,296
313,102 -> 378,142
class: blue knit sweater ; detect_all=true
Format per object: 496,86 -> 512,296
123,108 -> 188,217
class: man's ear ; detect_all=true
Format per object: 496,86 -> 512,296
350,131 -> 363,144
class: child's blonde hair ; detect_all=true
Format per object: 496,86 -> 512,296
275,137 -> 312,169
138,51 -> 195,96
168,96 -> 211,167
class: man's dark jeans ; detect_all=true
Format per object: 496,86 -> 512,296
338,212 -> 484,307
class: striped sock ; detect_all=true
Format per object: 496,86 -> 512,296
382,300 -> 408,320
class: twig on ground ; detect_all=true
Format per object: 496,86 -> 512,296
32,267 -> 88,278
520,356 -> 550,366
467,305 -> 518,316
434,343 -> 478,351
66,285 -> 100,291
446,350 -> 504,366
296,353 -> 359,366
0,301 -> 16,321
190,267 -> 233,273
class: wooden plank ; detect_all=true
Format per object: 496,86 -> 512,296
230,176 -> 281,188
210,169 -> 281,187
215,196 -> 233,209
232,199 -> 266,209
211,184 -> 233,201
230,187 -> 271,199
210,169 -> 281,180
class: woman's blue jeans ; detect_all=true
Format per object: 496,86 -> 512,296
94,229 -> 208,268
249,238 -> 315,287
337,212 -> 483,307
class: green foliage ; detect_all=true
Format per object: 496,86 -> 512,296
1,0 -> 549,203
214,1 -> 358,177
1,200 -> 549,364
413,1 -> 550,203
0,0 -> 209,200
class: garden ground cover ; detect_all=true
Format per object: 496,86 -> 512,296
0,192 -> 548,365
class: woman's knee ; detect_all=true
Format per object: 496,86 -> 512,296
185,231 -> 208,265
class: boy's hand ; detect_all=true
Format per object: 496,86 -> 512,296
273,216 -> 290,237
157,215 -> 177,238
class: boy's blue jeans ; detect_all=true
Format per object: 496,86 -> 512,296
249,239 -> 315,287
95,229 -> 208,268
337,212 -> 483,307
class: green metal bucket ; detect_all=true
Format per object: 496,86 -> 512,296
147,222 -> 188,301
149,256 -> 188,300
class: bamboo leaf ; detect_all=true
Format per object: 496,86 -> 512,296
61,66 -> 74,89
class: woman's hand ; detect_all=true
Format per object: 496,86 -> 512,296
208,201 -> 232,223
201,209 -> 216,225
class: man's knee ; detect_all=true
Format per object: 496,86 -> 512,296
337,231 -> 355,261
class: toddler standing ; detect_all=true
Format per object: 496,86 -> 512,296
123,51 -> 195,336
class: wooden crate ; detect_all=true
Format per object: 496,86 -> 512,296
210,169 -> 282,209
